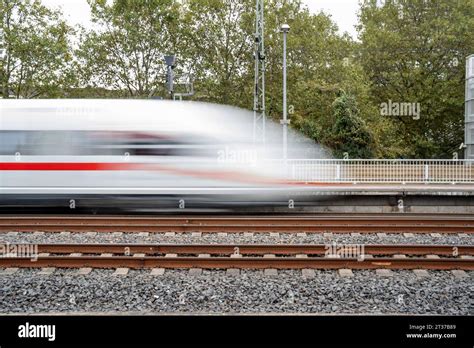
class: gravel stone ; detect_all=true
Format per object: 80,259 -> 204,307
2,231 -> 472,246
0,269 -> 471,314
0,232 -> 472,315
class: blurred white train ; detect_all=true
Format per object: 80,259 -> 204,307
0,99 -> 308,210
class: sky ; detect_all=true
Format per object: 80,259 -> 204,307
41,0 -> 360,38
304,0 -> 359,38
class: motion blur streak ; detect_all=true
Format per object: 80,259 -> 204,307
0,99 -> 327,200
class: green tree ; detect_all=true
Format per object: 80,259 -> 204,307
74,0 -> 383,158
0,0 -> 74,98
358,0 -> 474,158
255,1 -> 383,158
181,0 -> 254,106
324,92 -> 375,158
76,0 -> 182,98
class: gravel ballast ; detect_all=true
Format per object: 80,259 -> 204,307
2,231 -> 472,246
1,232 -> 472,315
0,269 -> 472,315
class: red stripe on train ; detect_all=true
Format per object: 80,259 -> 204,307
0,163 -> 142,171
0,162 -> 345,187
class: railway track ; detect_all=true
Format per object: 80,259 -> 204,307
1,243 -> 473,270
1,214 -> 474,233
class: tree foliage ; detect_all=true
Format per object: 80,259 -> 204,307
0,0 -> 73,98
180,0 -> 254,105
76,0 -> 181,97
358,0 -> 474,158
325,91 -> 375,158
1,0 -> 473,159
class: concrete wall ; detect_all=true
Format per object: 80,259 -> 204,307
261,195 -> 474,214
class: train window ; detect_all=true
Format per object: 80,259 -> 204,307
0,131 -> 84,156
13,131 -> 80,155
0,131 -> 28,155
87,131 -> 221,157
0,130 -> 223,157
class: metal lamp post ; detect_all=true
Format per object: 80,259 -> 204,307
280,24 -> 290,162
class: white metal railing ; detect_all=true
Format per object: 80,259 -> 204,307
280,159 -> 474,184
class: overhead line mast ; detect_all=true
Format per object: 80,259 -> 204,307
253,0 -> 266,143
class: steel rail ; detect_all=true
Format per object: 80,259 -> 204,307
11,243 -> 474,256
0,224 -> 471,233
0,215 -> 473,233
0,256 -> 472,270
1,214 -> 474,224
